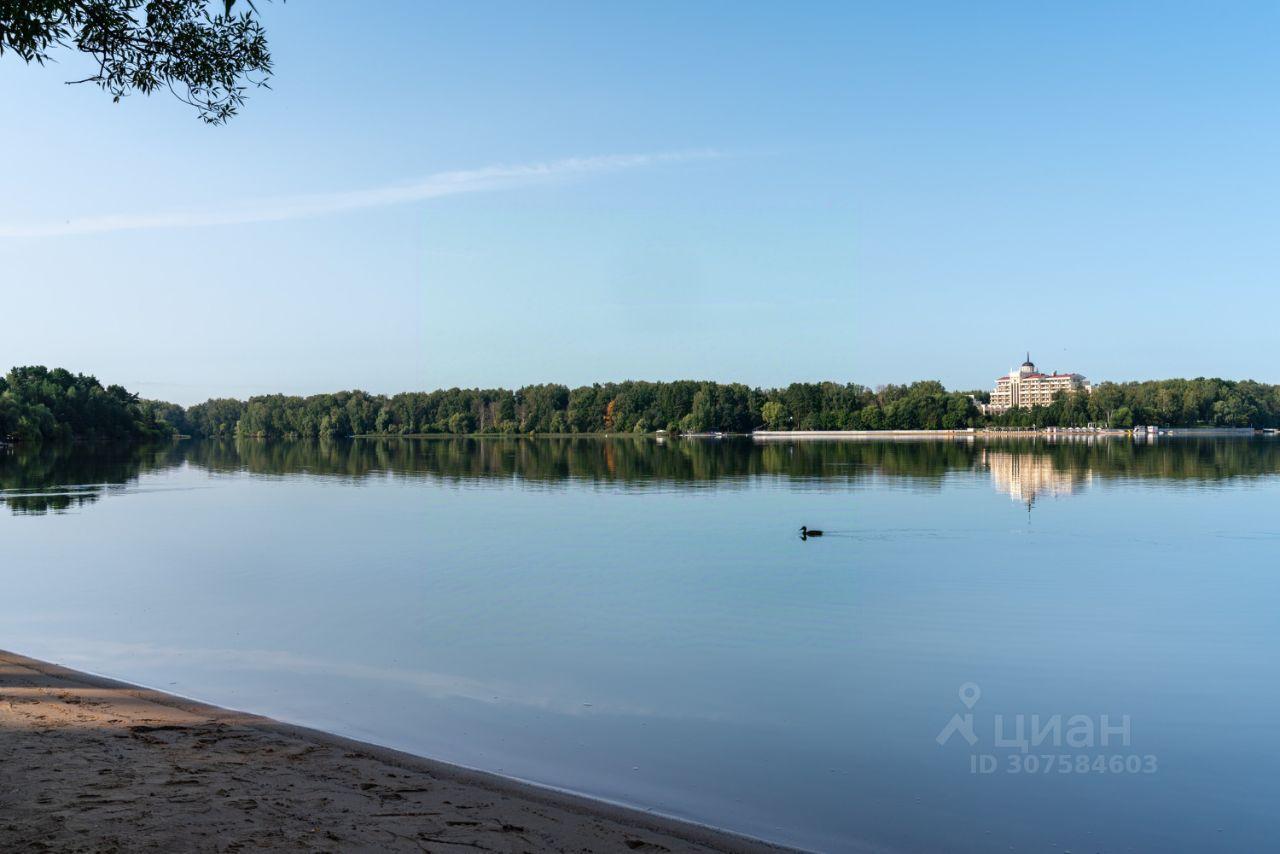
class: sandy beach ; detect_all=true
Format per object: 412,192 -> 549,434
0,650 -> 789,853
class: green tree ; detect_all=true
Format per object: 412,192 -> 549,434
761,400 -> 787,430
0,0 -> 272,123
446,412 -> 474,434
0,365 -> 173,442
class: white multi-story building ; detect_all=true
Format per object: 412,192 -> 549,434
986,354 -> 1090,414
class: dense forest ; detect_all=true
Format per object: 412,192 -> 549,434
176,381 -> 981,438
6,366 -> 1280,442
0,367 -> 176,443
175,376 -> 1280,438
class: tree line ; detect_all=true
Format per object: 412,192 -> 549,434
0,366 -> 176,442
175,376 -> 1280,437
982,377 -> 1280,430
7,366 -> 1280,443
176,380 -> 984,438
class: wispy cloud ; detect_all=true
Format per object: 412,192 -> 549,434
0,150 -> 715,239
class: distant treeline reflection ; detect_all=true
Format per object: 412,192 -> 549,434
186,437 -> 1280,485
0,442 -> 182,514
5,437 -> 1280,513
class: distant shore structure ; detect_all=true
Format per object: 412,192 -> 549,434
983,353 -> 1091,414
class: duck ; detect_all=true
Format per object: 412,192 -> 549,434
800,526 -> 824,538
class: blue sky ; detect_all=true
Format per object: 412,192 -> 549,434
1,1 -> 1277,404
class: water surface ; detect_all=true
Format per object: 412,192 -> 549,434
2,437 -> 1277,852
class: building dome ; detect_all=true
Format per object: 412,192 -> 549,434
1019,352 -> 1036,374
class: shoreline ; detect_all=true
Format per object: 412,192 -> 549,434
751,426 -> 1261,441
0,649 -> 796,853
337,426 -> 1263,441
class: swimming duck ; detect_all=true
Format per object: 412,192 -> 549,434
800,526 -> 824,538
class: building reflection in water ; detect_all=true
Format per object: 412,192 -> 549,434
981,448 -> 1093,510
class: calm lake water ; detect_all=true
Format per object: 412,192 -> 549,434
3,437 -> 1278,852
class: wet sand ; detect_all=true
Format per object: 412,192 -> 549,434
0,650 -> 791,853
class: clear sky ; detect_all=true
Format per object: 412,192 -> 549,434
2,2 -> 1277,405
